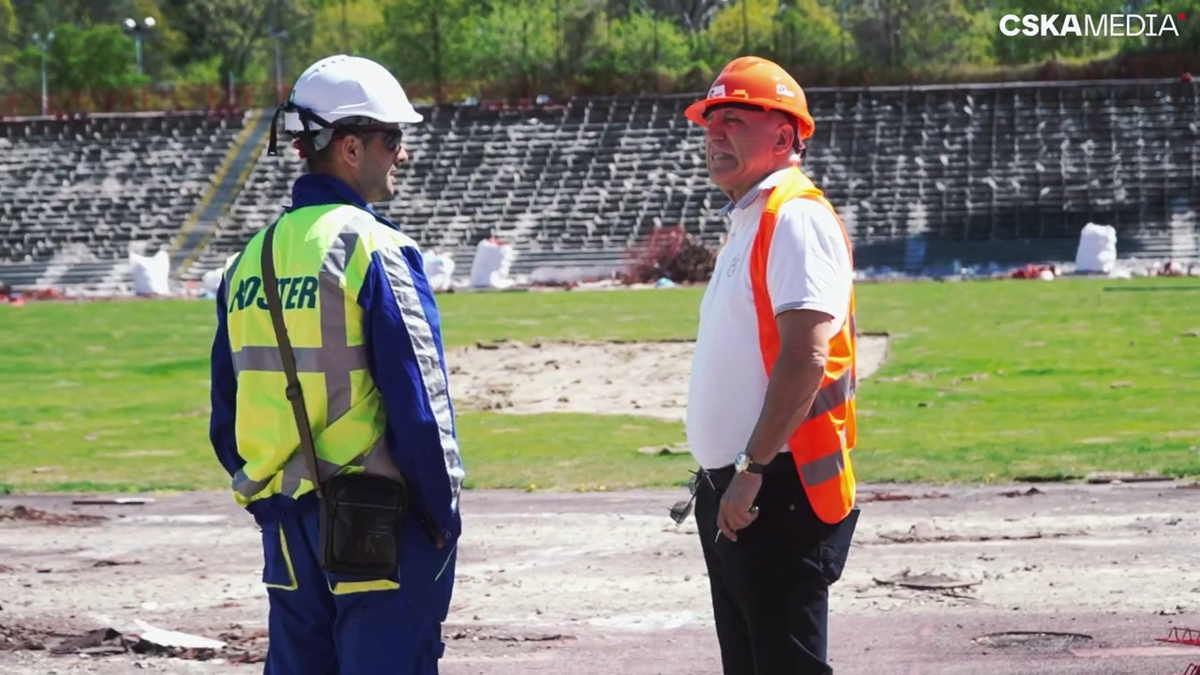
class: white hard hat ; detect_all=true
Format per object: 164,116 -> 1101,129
283,54 -> 421,129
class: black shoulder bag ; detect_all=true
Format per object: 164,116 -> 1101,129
259,222 -> 409,579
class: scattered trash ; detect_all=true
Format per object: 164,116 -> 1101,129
1009,263 -> 1059,280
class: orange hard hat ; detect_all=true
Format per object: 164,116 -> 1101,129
684,56 -> 815,140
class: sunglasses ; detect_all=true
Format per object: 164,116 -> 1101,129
669,469 -> 715,525
333,126 -> 405,152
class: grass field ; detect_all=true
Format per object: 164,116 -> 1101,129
3,276 -> 1199,494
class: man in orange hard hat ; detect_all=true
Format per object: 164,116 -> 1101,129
679,56 -> 861,675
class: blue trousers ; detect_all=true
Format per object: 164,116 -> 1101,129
259,506 -> 457,675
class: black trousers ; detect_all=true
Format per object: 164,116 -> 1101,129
694,455 -> 859,675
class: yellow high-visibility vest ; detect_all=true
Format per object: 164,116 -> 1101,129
221,204 -> 412,507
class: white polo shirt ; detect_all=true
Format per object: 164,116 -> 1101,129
685,168 -> 854,470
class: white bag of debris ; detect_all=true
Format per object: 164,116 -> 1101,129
469,238 -> 516,289
201,267 -> 224,294
130,249 -> 171,296
422,249 -> 456,292
1075,223 -> 1118,274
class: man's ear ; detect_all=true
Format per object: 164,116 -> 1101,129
776,123 -> 795,154
339,136 -> 362,166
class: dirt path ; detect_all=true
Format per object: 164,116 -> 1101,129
446,336 -> 890,420
3,481 -> 1199,674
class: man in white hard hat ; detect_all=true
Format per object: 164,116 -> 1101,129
207,54 -> 464,674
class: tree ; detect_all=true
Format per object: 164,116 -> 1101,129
771,0 -> 847,74
705,0 -> 781,63
379,0 -> 474,101
158,0 -> 274,85
848,0 -> 994,72
587,8 -> 695,88
0,0 -> 18,78
449,0 -> 593,98
18,22 -> 147,108
607,0 -> 729,33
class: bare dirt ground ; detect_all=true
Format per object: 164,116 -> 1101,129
4,483 -> 1200,674
446,336 -> 890,420
5,338 -> 1200,674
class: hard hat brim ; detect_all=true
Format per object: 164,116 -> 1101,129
282,108 -> 424,132
684,97 -> 815,140
381,109 -> 424,124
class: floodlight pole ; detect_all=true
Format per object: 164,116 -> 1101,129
32,31 -> 55,117
122,17 -> 157,75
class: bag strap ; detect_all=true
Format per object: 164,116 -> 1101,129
260,222 -> 324,498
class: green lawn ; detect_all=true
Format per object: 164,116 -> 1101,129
2,277 -> 1198,494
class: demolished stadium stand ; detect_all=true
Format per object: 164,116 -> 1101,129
1,77 -> 1197,294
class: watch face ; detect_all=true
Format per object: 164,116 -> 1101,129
734,453 -> 748,471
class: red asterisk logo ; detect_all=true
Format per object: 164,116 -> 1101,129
1179,13 -> 1186,19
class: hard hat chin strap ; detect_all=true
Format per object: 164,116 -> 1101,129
267,101 -> 335,158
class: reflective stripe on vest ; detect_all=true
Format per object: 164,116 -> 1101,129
747,167 -> 857,525
223,205 -> 406,506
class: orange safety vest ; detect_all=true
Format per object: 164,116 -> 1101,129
747,167 -> 857,525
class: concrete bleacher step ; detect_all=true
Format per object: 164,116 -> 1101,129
0,111 -> 249,289
170,109 -> 273,277
6,80 -> 1198,292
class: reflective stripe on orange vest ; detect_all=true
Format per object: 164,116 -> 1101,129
747,166 -> 857,525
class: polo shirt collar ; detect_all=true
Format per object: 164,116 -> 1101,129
720,167 -> 795,216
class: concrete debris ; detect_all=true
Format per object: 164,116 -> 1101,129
72,497 -> 154,506
637,443 -> 690,456
999,487 -> 1044,498
874,569 -> 982,592
446,626 -> 573,643
1,620 -> 266,664
858,491 -> 950,503
133,619 -> 226,651
0,505 -> 106,526
878,520 -> 1077,544
92,559 -> 141,567
1085,472 -> 1171,484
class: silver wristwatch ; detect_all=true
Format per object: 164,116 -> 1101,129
733,452 -> 766,475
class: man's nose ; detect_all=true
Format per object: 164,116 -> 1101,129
395,147 -> 409,166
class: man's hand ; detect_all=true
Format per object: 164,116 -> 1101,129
717,471 -> 763,542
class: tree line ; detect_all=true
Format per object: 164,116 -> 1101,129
0,0 -> 1195,110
